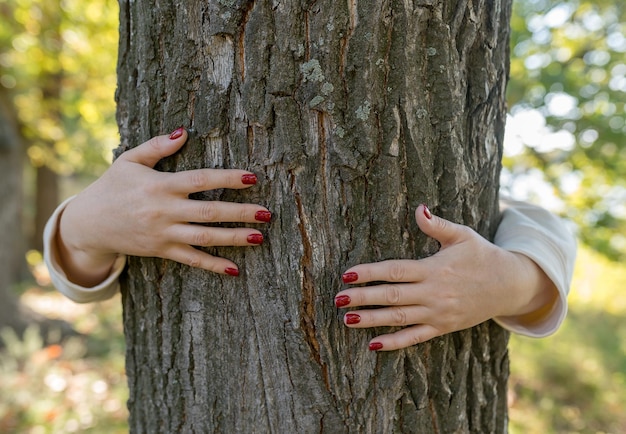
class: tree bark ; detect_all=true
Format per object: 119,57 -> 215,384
117,1 -> 511,432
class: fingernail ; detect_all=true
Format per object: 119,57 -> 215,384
241,174 -> 257,185
342,272 -> 358,284
345,313 -> 361,325
225,267 -> 240,276
255,210 -> 272,222
369,342 -> 383,351
422,204 -> 432,220
169,126 -> 184,140
224,267 -> 239,277
335,295 -> 351,308
247,233 -> 264,245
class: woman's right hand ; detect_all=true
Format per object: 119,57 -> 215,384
56,127 -> 270,286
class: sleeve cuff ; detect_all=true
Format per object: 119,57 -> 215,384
493,199 -> 577,337
43,196 -> 126,303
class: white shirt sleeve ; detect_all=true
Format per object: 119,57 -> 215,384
43,196 -> 126,303
493,198 -> 577,337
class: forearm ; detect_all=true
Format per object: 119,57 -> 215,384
497,251 -> 559,322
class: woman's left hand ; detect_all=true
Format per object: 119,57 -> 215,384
334,204 -> 557,351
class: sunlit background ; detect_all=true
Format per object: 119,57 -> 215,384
0,0 -> 625,432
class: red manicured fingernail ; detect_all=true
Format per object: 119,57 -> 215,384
335,295 -> 351,308
422,204 -> 432,220
241,174 -> 257,185
169,126 -> 184,140
342,272 -> 358,283
255,210 -> 272,222
247,233 -> 264,245
369,342 -> 383,351
225,267 -> 240,276
345,313 -> 361,325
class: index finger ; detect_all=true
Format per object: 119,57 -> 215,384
168,169 -> 259,194
342,259 -> 426,284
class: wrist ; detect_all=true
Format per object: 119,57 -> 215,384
56,207 -> 117,287
497,251 -> 559,324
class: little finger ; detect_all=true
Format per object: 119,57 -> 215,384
367,324 -> 442,352
164,244 -> 242,276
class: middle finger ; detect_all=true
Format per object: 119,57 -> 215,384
174,200 -> 271,224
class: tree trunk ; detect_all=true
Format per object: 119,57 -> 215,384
0,88 -> 76,343
0,87 -> 28,333
33,165 -> 59,252
117,1 -> 511,432
31,0 -> 63,253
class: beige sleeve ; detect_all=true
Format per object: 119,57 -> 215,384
493,199 -> 577,337
43,196 -> 126,303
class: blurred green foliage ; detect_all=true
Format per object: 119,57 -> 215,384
0,295 -> 127,433
0,0 -> 119,176
509,246 -> 626,433
506,0 -> 626,261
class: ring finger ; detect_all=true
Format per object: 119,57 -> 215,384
343,305 -> 430,328
369,324 -> 442,351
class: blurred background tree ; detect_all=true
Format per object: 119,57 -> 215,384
0,0 -> 119,252
505,0 -> 626,261
0,0 -> 118,334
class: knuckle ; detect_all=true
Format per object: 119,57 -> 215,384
146,136 -> 161,151
438,264 -> 457,282
408,333 -> 421,347
436,216 -> 449,233
239,207 -> 249,222
383,284 -> 401,305
352,290 -> 367,307
136,206 -> 162,226
199,202 -> 219,221
189,171 -> 208,190
185,252 -> 202,269
193,230 -> 215,247
388,261 -> 406,281
456,224 -> 473,238
392,308 -> 408,326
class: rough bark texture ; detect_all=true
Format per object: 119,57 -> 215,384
117,1 -> 511,432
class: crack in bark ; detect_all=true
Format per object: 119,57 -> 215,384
290,171 -> 330,392
238,0 -> 256,83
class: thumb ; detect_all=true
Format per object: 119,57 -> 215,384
415,204 -> 468,248
121,127 -> 188,168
